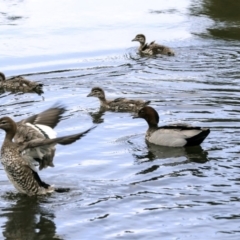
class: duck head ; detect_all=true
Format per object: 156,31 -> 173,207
0,117 -> 17,140
0,72 -> 6,81
134,106 -> 159,128
132,34 -> 146,44
87,87 -> 105,99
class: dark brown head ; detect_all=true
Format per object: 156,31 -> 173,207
134,106 -> 159,128
0,117 -> 17,140
132,34 -> 146,44
0,72 -> 6,81
87,87 -> 105,99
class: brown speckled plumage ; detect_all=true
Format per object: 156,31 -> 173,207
0,114 -> 95,196
87,87 -> 151,112
0,72 -> 43,95
132,34 -> 174,56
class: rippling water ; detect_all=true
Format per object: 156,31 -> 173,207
1,0 -> 240,239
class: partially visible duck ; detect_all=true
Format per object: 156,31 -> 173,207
0,72 -> 43,95
132,34 -> 174,56
87,87 -> 151,112
133,106 -> 210,147
14,104 -> 67,170
0,116 -> 95,196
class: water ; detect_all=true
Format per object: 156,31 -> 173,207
1,0 -> 240,239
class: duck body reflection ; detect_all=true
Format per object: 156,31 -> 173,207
145,143 -> 209,164
1,194 -> 63,240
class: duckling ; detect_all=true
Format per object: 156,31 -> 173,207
132,34 -> 174,56
87,87 -> 151,112
133,106 -> 210,147
0,72 -> 43,95
0,115 -> 95,196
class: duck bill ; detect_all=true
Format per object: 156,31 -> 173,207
87,93 -> 93,97
132,38 -> 137,42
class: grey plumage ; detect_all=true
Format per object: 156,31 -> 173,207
0,116 -> 95,196
87,87 -> 150,112
132,34 -> 174,56
0,72 -> 43,95
133,106 -> 210,147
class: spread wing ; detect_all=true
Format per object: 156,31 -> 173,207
19,104 -> 67,128
19,126 -> 96,152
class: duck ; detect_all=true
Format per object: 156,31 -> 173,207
132,34 -> 174,56
133,106 -> 210,147
87,87 -> 151,112
0,72 -> 44,95
0,114 -> 95,196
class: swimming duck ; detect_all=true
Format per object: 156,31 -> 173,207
14,104 -> 67,170
133,106 -> 210,147
0,115 -> 95,196
0,72 -> 43,95
87,87 -> 151,112
132,34 -> 174,56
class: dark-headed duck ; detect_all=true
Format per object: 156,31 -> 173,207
134,106 -> 210,147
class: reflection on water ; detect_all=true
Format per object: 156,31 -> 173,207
1,194 -> 62,240
190,0 -> 240,40
88,109 -> 105,124
135,144 -> 209,164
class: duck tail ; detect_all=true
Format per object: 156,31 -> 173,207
186,128 -> 210,146
144,100 -> 151,106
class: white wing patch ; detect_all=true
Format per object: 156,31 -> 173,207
26,123 -> 57,139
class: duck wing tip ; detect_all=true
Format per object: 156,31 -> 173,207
20,103 -> 67,128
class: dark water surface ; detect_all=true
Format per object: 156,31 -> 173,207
1,0 -> 240,239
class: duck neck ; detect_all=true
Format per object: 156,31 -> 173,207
98,96 -> 107,106
0,72 -> 5,82
139,41 -> 146,51
3,123 -> 17,144
5,130 -> 15,142
147,122 -> 158,132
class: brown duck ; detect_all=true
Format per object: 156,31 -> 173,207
0,107 -> 95,195
87,87 -> 151,112
0,72 -> 43,95
132,34 -> 174,56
